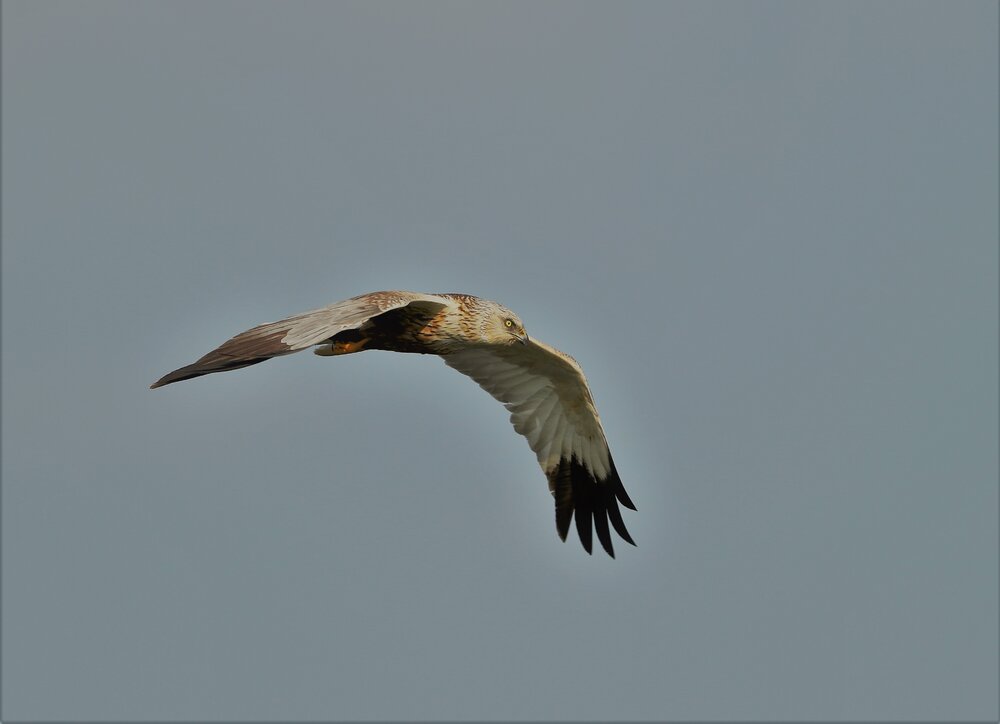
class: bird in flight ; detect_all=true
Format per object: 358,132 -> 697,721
152,291 -> 636,557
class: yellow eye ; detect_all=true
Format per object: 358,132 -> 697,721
504,319 -> 514,328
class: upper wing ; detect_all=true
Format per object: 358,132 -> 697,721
151,291 -> 448,388
443,339 -> 636,557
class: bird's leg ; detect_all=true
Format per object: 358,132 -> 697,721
314,332 -> 371,356
313,337 -> 371,357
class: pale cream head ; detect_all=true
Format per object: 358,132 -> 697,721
479,301 -> 529,346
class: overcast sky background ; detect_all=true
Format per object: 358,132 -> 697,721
2,2 -> 997,721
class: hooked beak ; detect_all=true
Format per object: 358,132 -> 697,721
519,332 -> 530,345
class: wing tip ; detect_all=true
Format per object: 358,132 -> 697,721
618,493 -> 638,511
149,367 -> 193,389
549,455 -> 636,559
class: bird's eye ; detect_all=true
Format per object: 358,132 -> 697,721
504,319 -> 514,328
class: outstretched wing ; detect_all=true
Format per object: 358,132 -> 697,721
443,340 -> 636,557
151,291 -> 448,388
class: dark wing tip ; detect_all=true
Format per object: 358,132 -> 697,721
149,322 -> 299,390
555,503 -> 573,542
593,503 -> 615,558
609,458 -> 637,511
150,364 -> 202,389
547,455 -> 636,558
617,488 -> 638,511
150,356 -> 270,389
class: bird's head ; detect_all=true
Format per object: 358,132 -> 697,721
481,303 -> 529,346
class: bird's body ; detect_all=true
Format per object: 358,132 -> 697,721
152,291 -> 636,557
314,292 -> 505,356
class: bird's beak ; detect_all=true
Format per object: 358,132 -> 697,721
519,332 -> 530,345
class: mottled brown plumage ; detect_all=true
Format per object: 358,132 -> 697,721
152,290 -> 636,557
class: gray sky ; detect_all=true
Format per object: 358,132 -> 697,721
2,1 -> 997,721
